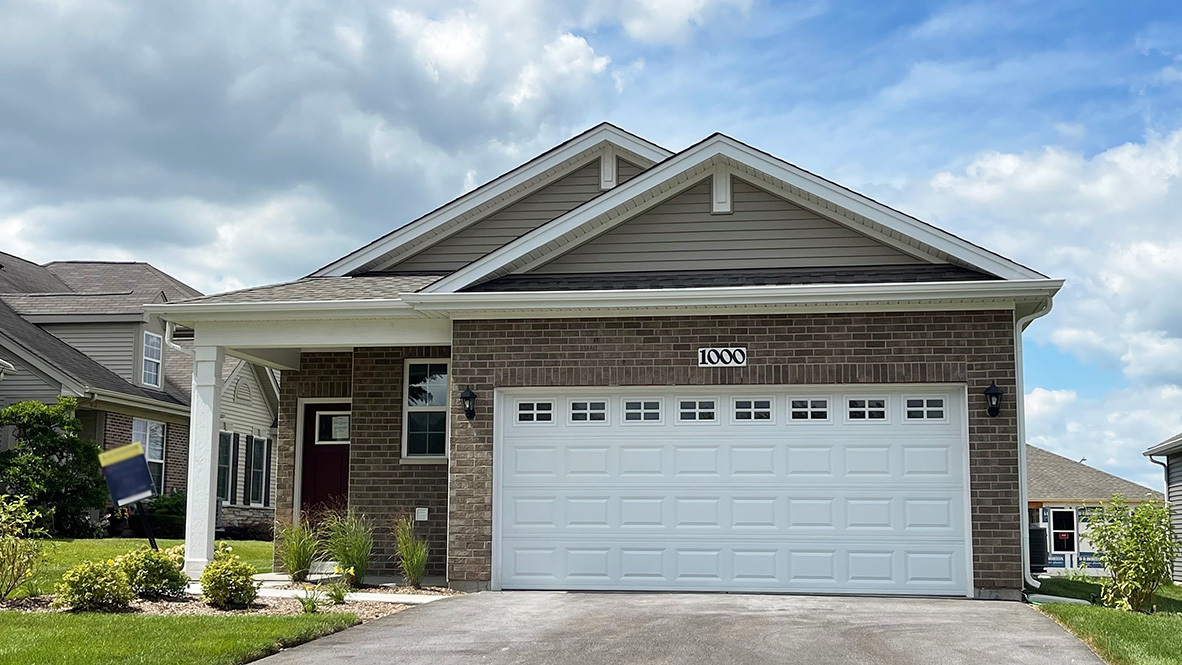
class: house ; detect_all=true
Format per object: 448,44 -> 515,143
153,123 -> 1063,599
1144,432 -> 1182,582
0,252 -> 279,535
1026,444 -> 1162,574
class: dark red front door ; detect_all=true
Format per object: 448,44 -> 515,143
301,402 -> 351,514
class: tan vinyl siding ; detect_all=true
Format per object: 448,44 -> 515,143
41,322 -> 137,381
0,351 -> 61,406
393,160 -> 605,272
617,158 -> 643,184
1169,454 -> 1182,582
534,176 -> 926,274
221,365 -> 278,508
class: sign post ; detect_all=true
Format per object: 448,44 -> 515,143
98,442 -> 159,550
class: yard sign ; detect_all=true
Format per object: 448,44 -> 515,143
98,441 -> 160,550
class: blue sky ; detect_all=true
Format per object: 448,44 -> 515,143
3,0 -> 1182,488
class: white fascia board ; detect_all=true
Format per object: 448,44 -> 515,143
402,279 -> 1064,315
90,388 -> 191,419
423,135 -> 1047,294
146,298 -> 429,323
311,125 -> 672,278
1144,431 -> 1182,456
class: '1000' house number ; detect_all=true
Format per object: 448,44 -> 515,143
697,347 -> 747,367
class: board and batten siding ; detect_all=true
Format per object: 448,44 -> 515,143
534,176 -> 926,274
1170,454 -> 1182,582
40,322 -> 138,382
393,159 -> 609,272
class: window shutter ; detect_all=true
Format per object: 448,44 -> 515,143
264,439 -> 272,507
241,435 -> 253,506
230,433 -> 240,504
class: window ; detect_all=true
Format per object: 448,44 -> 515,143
133,418 -> 166,494
624,400 -> 661,423
249,437 -> 269,505
1050,509 -> 1076,553
790,398 -> 829,421
905,397 -> 945,420
142,332 -> 162,387
570,400 -> 607,423
516,401 -> 553,423
315,412 -> 350,445
404,360 -> 449,457
734,398 -> 773,421
847,398 -> 887,421
216,431 -> 233,502
678,399 -> 716,422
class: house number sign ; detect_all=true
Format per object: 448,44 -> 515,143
697,347 -> 747,367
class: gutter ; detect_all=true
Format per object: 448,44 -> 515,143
89,388 -> 190,419
1015,297 -> 1055,592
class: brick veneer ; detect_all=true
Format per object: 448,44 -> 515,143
448,311 -> 1022,596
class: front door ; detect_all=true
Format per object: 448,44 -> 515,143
301,402 -> 351,514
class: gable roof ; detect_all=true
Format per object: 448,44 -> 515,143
311,123 -> 672,277
44,261 -> 202,300
1,291 -> 167,316
0,251 -> 71,293
1145,431 -> 1182,457
424,133 -> 1047,293
170,275 -> 442,306
1027,444 -> 1162,502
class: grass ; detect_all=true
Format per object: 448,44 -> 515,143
1035,577 -> 1182,613
16,538 -> 273,599
1041,604 -> 1182,665
0,611 -> 356,665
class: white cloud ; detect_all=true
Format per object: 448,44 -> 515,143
507,34 -> 610,110
616,0 -> 752,44
389,9 -> 489,84
1025,388 -> 1077,420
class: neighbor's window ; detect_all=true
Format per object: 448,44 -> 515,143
216,431 -> 233,502
404,360 -> 449,457
133,418 -> 166,494
142,331 -> 163,387
250,436 -> 269,505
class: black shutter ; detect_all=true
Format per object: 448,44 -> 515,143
230,433 -> 240,505
264,439 -> 272,507
241,435 -> 253,505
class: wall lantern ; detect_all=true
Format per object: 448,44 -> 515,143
984,381 -> 1004,417
460,386 -> 477,419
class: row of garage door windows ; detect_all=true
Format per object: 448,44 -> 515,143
514,396 -> 948,426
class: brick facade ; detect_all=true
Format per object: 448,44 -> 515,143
101,411 -> 188,494
448,311 -> 1022,596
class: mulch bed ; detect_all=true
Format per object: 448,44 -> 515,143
0,596 -> 405,622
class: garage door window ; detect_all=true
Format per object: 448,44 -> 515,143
624,400 -> 662,423
733,398 -> 773,422
905,397 -> 946,421
517,401 -> 554,424
790,398 -> 829,422
678,399 -> 716,422
847,398 -> 887,421
569,400 -> 607,424
404,360 -> 449,457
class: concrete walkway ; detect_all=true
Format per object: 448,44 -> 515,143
258,591 -> 1104,665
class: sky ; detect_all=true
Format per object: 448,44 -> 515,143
2,0 -> 1181,490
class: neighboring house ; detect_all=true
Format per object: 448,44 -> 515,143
154,123 -> 1063,599
1144,432 -> 1182,582
1026,444 -> 1162,574
0,252 -> 279,534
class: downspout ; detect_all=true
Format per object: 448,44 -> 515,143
1016,298 -> 1054,592
1148,455 -> 1169,498
165,322 -> 194,357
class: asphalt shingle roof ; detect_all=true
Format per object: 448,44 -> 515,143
173,275 -> 445,304
44,261 -> 202,300
0,291 -> 166,315
1027,444 -> 1162,502
0,252 -> 71,293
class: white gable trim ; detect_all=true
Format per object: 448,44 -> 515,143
312,124 -> 671,277
422,135 -> 1045,293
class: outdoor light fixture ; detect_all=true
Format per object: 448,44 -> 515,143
984,381 -> 1004,417
460,386 -> 477,419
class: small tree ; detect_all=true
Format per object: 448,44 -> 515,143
0,398 -> 106,536
1087,493 -> 1178,613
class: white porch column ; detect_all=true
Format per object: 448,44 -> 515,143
184,344 -> 224,578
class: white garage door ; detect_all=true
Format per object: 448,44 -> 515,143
494,386 -> 971,596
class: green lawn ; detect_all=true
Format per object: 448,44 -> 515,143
19,538 -> 273,598
1041,604 -> 1182,665
0,612 -> 356,665
1035,577 -> 1182,613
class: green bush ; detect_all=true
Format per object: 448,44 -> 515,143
1088,494 -> 1180,612
276,520 -> 320,583
393,516 -> 429,589
200,556 -> 259,610
116,547 -> 189,599
0,495 -> 50,599
324,582 -> 349,605
52,560 -> 134,611
322,509 -> 373,588
296,585 -> 326,614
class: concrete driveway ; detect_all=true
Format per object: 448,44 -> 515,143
260,592 -> 1103,665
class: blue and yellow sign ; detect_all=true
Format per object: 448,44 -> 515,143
99,442 -> 157,507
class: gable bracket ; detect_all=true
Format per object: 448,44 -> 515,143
711,163 -> 733,215
600,144 -> 617,190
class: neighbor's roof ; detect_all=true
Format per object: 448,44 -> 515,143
1144,431 -> 1182,457
0,291 -> 167,316
1027,445 -> 1162,502
171,275 -> 444,305
44,261 -> 202,301
0,251 -> 71,293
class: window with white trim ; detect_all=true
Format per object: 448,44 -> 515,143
404,360 -> 449,456
216,431 -> 232,502
905,397 -> 945,420
734,398 -> 773,421
678,399 -> 716,422
516,401 -> 553,423
624,400 -> 661,422
133,418 -> 166,494
570,400 -> 607,423
142,331 -> 162,387
790,398 -> 829,421
847,398 -> 887,421
249,436 -> 269,505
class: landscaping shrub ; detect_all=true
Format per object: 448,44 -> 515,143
296,585 -> 326,614
276,519 -> 320,582
0,398 -> 106,536
1088,494 -> 1179,612
324,582 -> 349,605
116,547 -> 189,599
393,516 -> 429,589
322,509 -> 373,587
129,490 -> 186,539
0,494 -> 49,599
200,556 -> 259,610
52,560 -> 134,611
